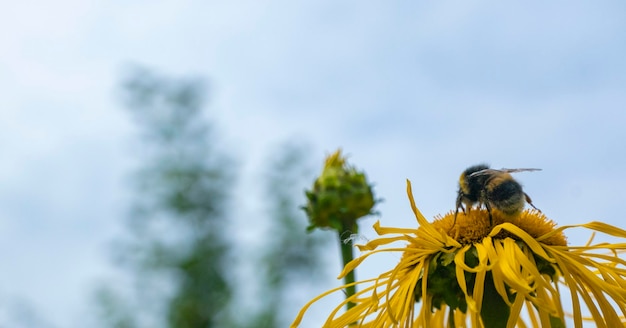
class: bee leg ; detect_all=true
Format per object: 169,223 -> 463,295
453,194 -> 465,227
453,205 -> 463,228
484,202 -> 493,226
524,193 -> 541,212
452,210 -> 458,229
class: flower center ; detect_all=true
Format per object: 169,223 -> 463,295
429,209 -> 567,246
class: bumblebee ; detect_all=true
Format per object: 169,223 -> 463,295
454,164 -> 541,225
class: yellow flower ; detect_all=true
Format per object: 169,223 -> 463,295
291,180 -> 626,327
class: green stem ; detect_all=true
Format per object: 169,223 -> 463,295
338,225 -> 357,310
448,308 -> 456,327
480,273 -> 566,328
480,272 -> 510,328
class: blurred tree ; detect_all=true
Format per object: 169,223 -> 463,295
98,67 -> 236,328
248,142 -> 332,328
96,67 -> 331,328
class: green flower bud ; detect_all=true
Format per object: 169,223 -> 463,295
303,149 -> 377,232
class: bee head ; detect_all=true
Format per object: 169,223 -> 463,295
459,164 -> 490,194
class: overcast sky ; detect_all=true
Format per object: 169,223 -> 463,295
1,1 -> 626,327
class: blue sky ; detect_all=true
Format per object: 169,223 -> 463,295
1,1 -> 626,327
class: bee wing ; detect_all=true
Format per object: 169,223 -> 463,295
500,168 -> 542,173
469,168 -> 541,177
468,169 -> 499,177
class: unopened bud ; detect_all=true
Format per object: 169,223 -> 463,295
303,149 -> 377,232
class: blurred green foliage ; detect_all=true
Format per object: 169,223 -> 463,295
102,67 -> 236,328
95,67 -> 330,328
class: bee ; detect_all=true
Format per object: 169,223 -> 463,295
454,164 -> 541,226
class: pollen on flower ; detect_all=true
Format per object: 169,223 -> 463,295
431,209 -> 567,246
508,210 -> 567,246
